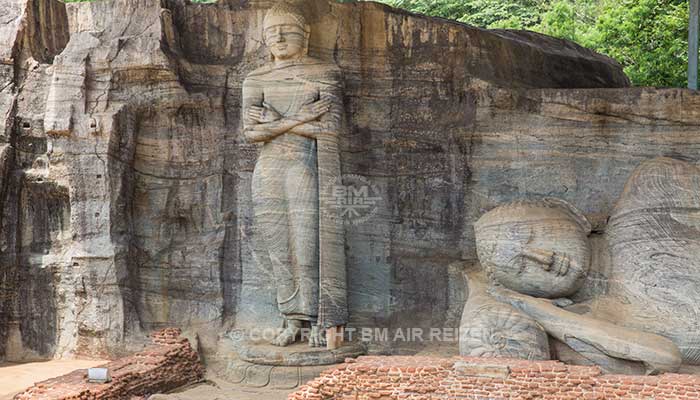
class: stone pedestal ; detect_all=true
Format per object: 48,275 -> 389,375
228,330 -> 364,366
202,331 -> 363,394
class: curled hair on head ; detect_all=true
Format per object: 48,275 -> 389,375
263,1 -> 309,33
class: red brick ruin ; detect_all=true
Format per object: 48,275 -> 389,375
290,356 -> 700,400
13,329 -> 203,400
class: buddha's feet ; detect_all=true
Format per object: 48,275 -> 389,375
309,324 -> 326,348
271,320 -> 302,347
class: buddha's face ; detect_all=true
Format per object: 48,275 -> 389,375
475,203 -> 591,299
263,15 -> 307,61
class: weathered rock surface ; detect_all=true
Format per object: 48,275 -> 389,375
0,0 -> 632,362
7,0 -> 700,377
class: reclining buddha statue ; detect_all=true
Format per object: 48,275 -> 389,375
460,157 -> 700,374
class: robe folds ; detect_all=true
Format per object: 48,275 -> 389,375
242,57 -> 347,329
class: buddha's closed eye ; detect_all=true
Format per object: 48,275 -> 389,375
521,247 -> 573,277
522,247 -> 554,266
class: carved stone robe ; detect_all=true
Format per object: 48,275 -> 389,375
242,56 -> 347,329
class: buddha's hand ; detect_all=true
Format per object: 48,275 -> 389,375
521,247 -> 573,277
248,102 -> 282,124
295,98 -> 332,122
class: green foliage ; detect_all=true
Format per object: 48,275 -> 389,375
381,0 -> 691,87
590,0 -> 688,87
538,0 -> 578,40
62,0 -> 216,2
459,0 -> 545,28
387,0 -> 548,28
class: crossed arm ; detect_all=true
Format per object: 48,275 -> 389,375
243,97 -> 336,143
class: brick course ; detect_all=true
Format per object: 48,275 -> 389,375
14,329 -> 204,400
290,356 -> 700,400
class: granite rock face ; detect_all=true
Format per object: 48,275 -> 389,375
12,0 -> 700,365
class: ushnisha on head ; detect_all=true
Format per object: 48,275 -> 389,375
263,2 -> 310,61
474,198 -> 592,299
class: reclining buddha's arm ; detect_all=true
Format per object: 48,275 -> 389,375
489,286 -> 682,375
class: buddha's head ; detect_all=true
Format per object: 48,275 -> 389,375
474,198 -> 592,298
263,2 -> 310,61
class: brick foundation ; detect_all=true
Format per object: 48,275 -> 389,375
290,356 -> 700,400
14,329 -> 204,400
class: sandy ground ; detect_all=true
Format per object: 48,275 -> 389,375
0,359 -> 107,400
150,379 -> 292,400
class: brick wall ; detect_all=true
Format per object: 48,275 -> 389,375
14,329 -> 204,399
290,356 -> 700,400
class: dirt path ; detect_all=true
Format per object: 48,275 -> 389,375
149,378 -> 292,400
0,359 -> 107,400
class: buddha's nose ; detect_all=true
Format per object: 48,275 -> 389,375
275,28 -> 285,43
